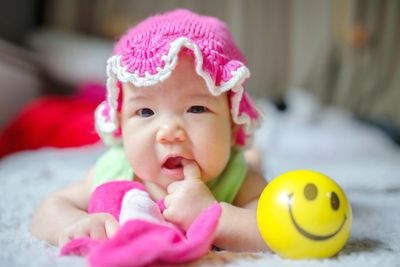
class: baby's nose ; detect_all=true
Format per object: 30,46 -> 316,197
156,124 -> 186,143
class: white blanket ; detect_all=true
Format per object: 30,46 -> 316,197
1,90 -> 399,266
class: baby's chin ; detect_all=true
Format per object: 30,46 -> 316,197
142,174 -> 183,189
134,177 -> 168,199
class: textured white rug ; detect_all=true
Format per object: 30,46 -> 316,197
1,90 -> 399,266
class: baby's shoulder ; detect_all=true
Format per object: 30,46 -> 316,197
243,169 -> 267,193
234,169 -> 267,207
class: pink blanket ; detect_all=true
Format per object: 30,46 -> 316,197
61,181 -> 221,267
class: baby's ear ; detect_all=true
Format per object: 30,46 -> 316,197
116,81 -> 126,125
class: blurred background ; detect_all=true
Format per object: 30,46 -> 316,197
0,0 -> 399,155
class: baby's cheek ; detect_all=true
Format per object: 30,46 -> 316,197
130,156 -> 156,180
124,140 -> 155,179
198,146 -> 230,182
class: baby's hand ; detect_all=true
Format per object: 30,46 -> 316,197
58,213 -> 119,246
163,160 -> 216,230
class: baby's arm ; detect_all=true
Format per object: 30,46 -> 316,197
31,167 -> 119,246
214,169 -> 268,251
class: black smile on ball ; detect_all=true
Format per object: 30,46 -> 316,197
287,192 -> 347,241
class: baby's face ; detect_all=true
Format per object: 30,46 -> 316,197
120,54 -> 233,189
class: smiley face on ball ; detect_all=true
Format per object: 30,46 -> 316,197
288,181 -> 347,241
257,170 -> 352,259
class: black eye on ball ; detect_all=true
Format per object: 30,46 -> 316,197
331,192 -> 340,210
304,183 -> 318,200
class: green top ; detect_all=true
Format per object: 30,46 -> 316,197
94,146 -> 248,204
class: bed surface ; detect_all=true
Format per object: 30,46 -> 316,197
1,90 -> 399,266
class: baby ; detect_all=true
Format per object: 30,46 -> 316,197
31,9 -> 267,253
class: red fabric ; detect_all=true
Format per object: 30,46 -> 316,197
0,83 -> 104,158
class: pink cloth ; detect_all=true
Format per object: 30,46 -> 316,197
61,181 -> 221,266
88,181 -> 146,221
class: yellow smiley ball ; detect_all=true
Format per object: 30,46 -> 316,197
257,170 -> 352,259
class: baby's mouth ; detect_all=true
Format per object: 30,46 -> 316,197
161,156 -> 185,178
163,156 -> 184,170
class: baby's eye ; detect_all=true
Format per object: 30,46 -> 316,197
137,108 -> 154,117
187,105 -> 208,113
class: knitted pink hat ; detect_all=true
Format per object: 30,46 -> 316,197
96,9 -> 261,147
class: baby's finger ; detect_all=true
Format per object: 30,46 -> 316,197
89,222 -> 108,241
162,207 -> 171,220
182,159 -> 201,180
71,224 -> 90,240
105,217 -> 120,238
163,194 -> 172,208
167,180 -> 183,194
59,224 -> 88,246
162,207 -> 176,224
